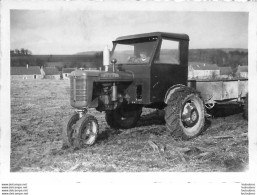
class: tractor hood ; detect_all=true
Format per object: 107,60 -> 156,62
70,69 -> 102,77
98,71 -> 133,82
70,69 -> 134,82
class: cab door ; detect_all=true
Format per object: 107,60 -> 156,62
151,38 -> 189,102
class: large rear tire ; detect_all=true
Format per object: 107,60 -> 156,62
165,87 -> 205,140
73,114 -> 99,149
62,113 -> 79,149
105,103 -> 142,129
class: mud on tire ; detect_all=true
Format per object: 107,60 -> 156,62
165,87 -> 205,140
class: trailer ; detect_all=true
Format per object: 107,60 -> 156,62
188,78 -> 247,106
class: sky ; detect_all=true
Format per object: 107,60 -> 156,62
10,10 -> 248,55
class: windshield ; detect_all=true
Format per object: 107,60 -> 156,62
111,37 -> 158,64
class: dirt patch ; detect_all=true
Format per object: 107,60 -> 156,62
10,78 -> 248,172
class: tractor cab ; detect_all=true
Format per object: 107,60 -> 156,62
110,32 -> 189,104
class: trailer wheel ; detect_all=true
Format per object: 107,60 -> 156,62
62,113 -> 79,149
165,87 -> 205,140
243,93 -> 248,120
105,103 -> 142,129
73,114 -> 99,149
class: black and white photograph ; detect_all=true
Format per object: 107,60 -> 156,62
8,8 -> 251,172
1,0 -> 257,194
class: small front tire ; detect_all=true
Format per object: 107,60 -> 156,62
62,113 -> 80,149
73,114 -> 99,149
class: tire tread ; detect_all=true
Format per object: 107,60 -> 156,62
165,86 -> 205,140
62,113 -> 79,149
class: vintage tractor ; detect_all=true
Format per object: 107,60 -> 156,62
62,32 -> 247,149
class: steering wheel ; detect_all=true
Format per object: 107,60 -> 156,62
127,56 -> 137,63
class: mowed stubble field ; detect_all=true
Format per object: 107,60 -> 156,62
11,78 -> 248,172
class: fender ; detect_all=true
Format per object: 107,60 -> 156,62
164,84 -> 187,104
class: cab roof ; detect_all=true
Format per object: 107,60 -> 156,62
115,32 -> 189,41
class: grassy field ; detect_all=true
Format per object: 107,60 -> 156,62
10,78 -> 248,172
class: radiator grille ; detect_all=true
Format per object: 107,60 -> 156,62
70,76 -> 87,106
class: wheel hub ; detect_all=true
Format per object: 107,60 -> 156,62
81,121 -> 97,145
181,102 -> 199,127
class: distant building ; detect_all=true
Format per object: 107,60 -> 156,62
188,62 -> 220,79
11,65 -> 42,79
236,65 -> 248,78
62,68 -> 76,79
42,67 -> 61,79
219,67 -> 233,79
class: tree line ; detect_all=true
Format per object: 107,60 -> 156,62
189,49 -> 248,70
10,49 -> 103,70
10,48 -> 247,70
10,48 -> 32,56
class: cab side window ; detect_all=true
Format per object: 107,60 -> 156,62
155,39 -> 180,64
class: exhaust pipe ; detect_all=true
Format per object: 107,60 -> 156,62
111,83 -> 117,101
103,45 -> 110,72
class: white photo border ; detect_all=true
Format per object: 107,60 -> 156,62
1,0 -> 257,186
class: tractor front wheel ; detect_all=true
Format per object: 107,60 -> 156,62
73,114 -> 99,149
62,113 -> 79,149
105,103 -> 142,129
165,87 -> 205,140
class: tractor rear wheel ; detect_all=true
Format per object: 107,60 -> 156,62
62,113 -> 79,149
105,103 -> 142,129
73,114 -> 99,149
165,87 -> 205,140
